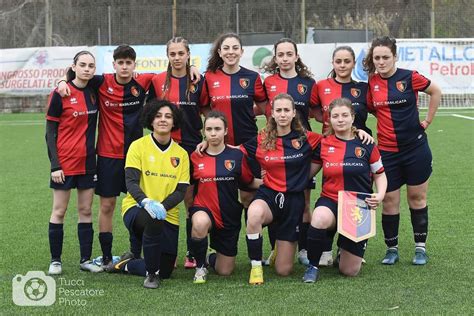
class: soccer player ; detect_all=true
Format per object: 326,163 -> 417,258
242,93 -> 323,285
363,37 -> 441,265
147,37 -> 206,269
116,99 -> 189,289
46,51 -> 102,275
260,38 -> 318,267
189,111 -> 262,283
302,98 -> 387,283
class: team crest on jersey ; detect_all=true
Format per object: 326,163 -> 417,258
239,78 -> 250,89
291,139 -> 302,149
224,160 -> 235,171
297,84 -> 307,95
396,81 -> 407,92
130,86 -> 140,97
355,147 -> 366,158
351,88 -> 361,98
170,157 -> 180,168
189,84 -> 197,94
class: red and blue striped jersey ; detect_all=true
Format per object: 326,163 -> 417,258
202,67 -> 267,145
315,78 -> 371,135
314,135 -> 384,202
263,73 -> 318,131
46,82 -> 98,175
90,73 -> 154,159
367,68 -> 430,152
148,72 -> 206,149
241,131 -> 322,193
191,146 -> 253,229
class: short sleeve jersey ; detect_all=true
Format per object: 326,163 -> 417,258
314,135 -> 384,202
241,130 -> 322,193
367,68 -> 430,152
202,67 -> 267,145
46,82 -> 98,176
121,135 -> 190,226
148,72 -> 206,149
315,78 -> 371,135
264,73 -> 318,131
191,146 -> 253,230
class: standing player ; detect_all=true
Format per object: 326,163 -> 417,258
302,98 -> 387,283
242,93 -> 323,285
261,37 -> 318,267
363,36 -> 441,265
116,99 -> 189,289
147,37 -> 206,269
46,51 -> 102,274
189,111 -> 262,283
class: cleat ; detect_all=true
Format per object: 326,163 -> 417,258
263,247 -> 277,267
193,267 -> 208,284
101,256 -> 121,272
297,249 -> 310,266
107,251 -> 134,273
143,273 -> 160,289
302,265 -> 319,283
249,265 -> 264,285
381,248 -> 399,265
206,248 -> 217,268
319,251 -> 334,267
80,260 -> 104,273
412,248 -> 428,265
48,261 -> 62,275
184,251 -> 197,269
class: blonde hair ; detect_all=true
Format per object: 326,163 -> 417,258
325,98 -> 357,137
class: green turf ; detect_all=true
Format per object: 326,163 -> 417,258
1,111 -> 473,314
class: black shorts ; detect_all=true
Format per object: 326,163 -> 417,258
123,206 -> 179,255
95,156 -> 126,197
188,206 -> 240,257
315,196 -> 367,258
50,174 -> 96,190
253,186 -> 304,242
381,136 -> 432,192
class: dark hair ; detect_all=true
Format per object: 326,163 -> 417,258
326,97 -> 357,136
328,46 -> 356,79
204,111 -> 228,129
207,33 -> 242,73
141,99 -> 183,132
164,37 -> 192,101
263,38 -> 313,78
66,50 -> 95,81
113,44 -> 136,61
363,36 -> 397,74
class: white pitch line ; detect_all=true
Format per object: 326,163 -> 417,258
451,114 -> 474,120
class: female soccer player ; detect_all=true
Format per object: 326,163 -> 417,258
363,36 -> 441,265
302,98 -> 387,283
46,51 -> 102,275
242,93 -> 323,285
189,111 -> 262,283
147,37 -> 206,269
260,38 -> 318,267
117,99 -> 190,289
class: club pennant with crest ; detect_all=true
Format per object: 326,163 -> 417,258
396,80 -> 407,92
170,157 -> 180,168
297,83 -> 307,95
224,159 -> 235,171
351,88 -> 361,98
337,191 -> 376,242
239,78 -> 249,89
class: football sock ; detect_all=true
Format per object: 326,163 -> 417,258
298,222 -> 310,251
186,218 -> 193,257
99,232 -> 113,263
78,223 -> 93,263
49,222 -> 63,262
246,233 -> 262,262
207,253 -> 217,269
307,225 -> 327,267
410,206 -> 428,248
268,223 -> 277,250
323,229 -> 336,252
190,237 -> 208,268
142,220 -> 163,275
382,214 -> 400,248
129,232 -> 142,259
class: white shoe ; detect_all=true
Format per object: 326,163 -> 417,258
48,261 -> 62,275
319,251 -> 334,266
297,249 -> 310,266
262,249 -> 277,266
193,267 -> 208,284
80,260 -> 104,273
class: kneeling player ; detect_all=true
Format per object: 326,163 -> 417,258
189,111 -> 262,283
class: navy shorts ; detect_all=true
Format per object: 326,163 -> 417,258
189,206 -> 240,257
50,174 -> 96,190
123,206 -> 179,255
315,196 -> 367,258
95,156 -> 127,197
381,136 -> 432,192
253,186 -> 304,242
